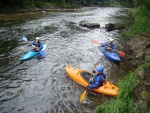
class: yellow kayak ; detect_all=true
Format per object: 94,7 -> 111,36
65,66 -> 119,96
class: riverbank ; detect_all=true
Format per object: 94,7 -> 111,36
96,7 -> 150,113
95,34 -> 150,113
0,7 -> 81,14
119,7 -> 150,111
0,0 -> 106,15
125,34 -> 150,65
0,6 -> 100,15
96,60 -> 150,113
0,3 -> 82,14
125,34 -> 150,108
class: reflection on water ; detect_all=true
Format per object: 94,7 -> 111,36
0,7 -> 134,113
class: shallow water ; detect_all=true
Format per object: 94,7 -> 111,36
0,7 -> 134,113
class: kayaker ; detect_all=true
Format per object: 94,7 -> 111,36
31,37 -> 43,51
86,66 -> 106,89
101,39 -> 116,52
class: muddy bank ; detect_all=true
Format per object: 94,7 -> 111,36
126,34 -> 150,64
0,7 -> 97,15
124,34 -> 150,109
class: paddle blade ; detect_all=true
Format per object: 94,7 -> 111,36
92,39 -> 100,44
80,91 -> 87,102
118,51 -> 126,57
22,36 -> 28,42
39,51 -> 46,57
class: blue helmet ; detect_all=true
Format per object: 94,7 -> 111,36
96,66 -> 104,73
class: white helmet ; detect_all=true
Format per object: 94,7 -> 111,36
36,37 -> 40,40
109,38 -> 114,43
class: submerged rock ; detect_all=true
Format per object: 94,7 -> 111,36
79,21 -> 100,28
105,23 -> 115,31
115,25 -> 125,30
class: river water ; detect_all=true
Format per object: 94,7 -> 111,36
0,7 -> 134,113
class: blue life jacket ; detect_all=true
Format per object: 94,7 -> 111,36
88,73 -> 106,89
32,41 -> 43,50
101,42 -> 116,50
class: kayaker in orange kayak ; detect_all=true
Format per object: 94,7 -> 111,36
86,66 -> 106,89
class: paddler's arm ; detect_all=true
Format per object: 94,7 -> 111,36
101,42 -> 108,47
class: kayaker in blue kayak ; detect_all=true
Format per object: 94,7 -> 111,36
86,66 -> 106,89
30,37 -> 45,60
31,37 -> 43,51
101,39 -> 116,52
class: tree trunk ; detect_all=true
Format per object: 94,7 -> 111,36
32,0 -> 35,9
140,0 -> 142,8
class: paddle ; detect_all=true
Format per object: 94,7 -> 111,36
21,36 -> 46,57
22,36 -> 28,42
79,63 -> 98,102
79,90 -> 87,102
80,76 -> 93,102
91,39 -> 126,57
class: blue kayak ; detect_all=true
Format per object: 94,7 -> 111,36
99,46 -> 121,62
20,44 -> 48,61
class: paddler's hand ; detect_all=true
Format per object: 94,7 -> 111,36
92,70 -> 96,73
112,49 -> 116,52
35,46 -> 40,50
86,86 -> 90,91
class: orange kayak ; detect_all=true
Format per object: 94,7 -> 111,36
65,66 -> 119,96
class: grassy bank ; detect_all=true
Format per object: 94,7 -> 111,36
122,7 -> 150,37
96,61 -> 150,113
96,6 -> 150,113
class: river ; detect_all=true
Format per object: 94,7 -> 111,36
0,7 -> 134,113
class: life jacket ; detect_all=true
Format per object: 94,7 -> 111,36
35,42 -> 40,47
105,43 -> 113,51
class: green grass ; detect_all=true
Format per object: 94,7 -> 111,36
96,71 -> 140,113
138,60 -> 150,71
96,61 -> 150,113
141,91 -> 150,98
122,7 -> 150,37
